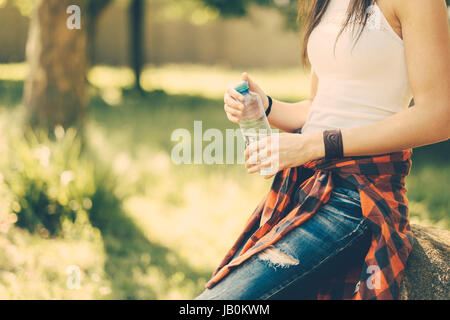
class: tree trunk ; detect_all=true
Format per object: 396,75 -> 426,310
24,0 -> 87,130
129,0 -> 145,93
86,0 -> 112,65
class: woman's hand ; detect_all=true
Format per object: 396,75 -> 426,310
244,132 -> 325,179
224,72 -> 269,124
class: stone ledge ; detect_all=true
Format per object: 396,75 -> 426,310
400,224 -> 450,300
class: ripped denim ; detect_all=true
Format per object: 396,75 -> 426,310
196,186 -> 371,300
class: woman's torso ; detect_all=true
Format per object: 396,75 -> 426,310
301,0 -> 413,134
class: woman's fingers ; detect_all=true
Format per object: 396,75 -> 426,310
223,93 -> 244,124
224,104 -> 242,117
227,86 -> 245,103
247,158 -> 272,174
246,147 -> 271,167
246,153 -> 272,168
223,81 -> 247,125
245,137 -> 270,159
245,136 -> 279,174
244,142 -> 256,159
241,72 -> 268,108
242,72 -> 256,91
225,110 -> 240,123
224,94 -> 244,111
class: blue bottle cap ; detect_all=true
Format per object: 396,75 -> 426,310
235,81 -> 249,94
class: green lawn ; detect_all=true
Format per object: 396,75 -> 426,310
0,64 -> 448,299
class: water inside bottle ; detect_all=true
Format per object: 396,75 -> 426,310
241,118 -> 272,175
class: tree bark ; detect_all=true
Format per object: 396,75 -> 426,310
24,0 -> 87,130
86,0 -> 112,64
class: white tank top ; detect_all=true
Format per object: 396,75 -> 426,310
301,0 -> 413,134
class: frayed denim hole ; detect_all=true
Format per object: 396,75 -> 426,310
257,246 -> 300,270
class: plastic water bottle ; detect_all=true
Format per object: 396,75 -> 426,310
235,81 -> 272,175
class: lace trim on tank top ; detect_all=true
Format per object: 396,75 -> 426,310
319,4 -> 387,32
366,5 -> 383,31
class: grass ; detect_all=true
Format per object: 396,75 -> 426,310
0,63 -> 448,299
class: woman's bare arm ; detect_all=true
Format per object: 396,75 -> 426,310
246,0 -> 449,175
338,0 -> 450,157
325,0 -> 450,158
304,0 -> 449,161
267,71 -> 318,133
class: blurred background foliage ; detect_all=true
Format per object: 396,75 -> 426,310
0,0 -> 448,299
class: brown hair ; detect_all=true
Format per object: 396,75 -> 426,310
298,0 -> 375,65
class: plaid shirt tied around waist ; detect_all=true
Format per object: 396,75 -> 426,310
205,150 -> 414,300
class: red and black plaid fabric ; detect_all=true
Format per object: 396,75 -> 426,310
205,150 -> 414,300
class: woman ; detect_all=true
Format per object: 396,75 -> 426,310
196,0 -> 449,300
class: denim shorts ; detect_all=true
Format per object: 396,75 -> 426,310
196,183 -> 371,300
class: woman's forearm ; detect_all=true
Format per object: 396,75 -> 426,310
307,103 -> 450,160
343,104 -> 449,157
268,99 -> 312,133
